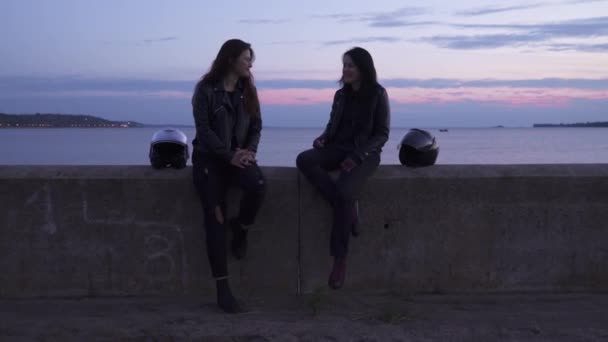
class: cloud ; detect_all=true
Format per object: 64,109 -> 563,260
142,36 -> 177,44
562,0 -> 608,4
314,7 -> 431,28
260,86 -> 608,109
322,36 -> 402,46
2,76 -> 607,127
257,79 -> 338,88
425,16 -> 608,50
10,86 -> 605,109
385,86 -> 608,107
0,77 -> 197,97
238,19 -> 289,24
545,42 -> 608,52
383,78 -> 608,89
3,76 -> 608,113
425,33 -> 541,49
259,88 -> 335,105
3,76 -> 608,95
266,40 -> 313,45
259,78 -> 608,90
102,36 -> 178,46
370,20 -> 437,28
452,16 -> 608,37
458,78 -> 608,89
457,1 -> 608,17
457,4 -> 544,16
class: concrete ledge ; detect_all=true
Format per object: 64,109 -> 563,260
1,165 -> 607,298
302,165 -> 608,294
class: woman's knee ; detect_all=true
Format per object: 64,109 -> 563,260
242,166 -> 267,195
249,175 -> 267,196
296,149 -> 316,170
203,205 -> 226,233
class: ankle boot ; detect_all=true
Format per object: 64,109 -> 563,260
328,257 -> 347,289
216,279 -> 243,313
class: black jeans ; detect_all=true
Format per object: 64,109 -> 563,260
192,152 -> 266,278
296,145 -> 380,258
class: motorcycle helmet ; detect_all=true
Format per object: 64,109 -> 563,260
149,128 -> 189,169
398,128 -> 439,167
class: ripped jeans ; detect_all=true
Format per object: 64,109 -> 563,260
192,152 -> 266,278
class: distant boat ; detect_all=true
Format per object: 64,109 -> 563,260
439,129 -> 448,132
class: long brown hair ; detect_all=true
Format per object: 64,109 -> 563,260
200,39 -> 260,117
339,47 -> 379,99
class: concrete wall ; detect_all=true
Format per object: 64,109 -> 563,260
1,165 -> 607,298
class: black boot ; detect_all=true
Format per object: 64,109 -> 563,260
328,257 -> 347,290
230,219 -> 248,260
216,279 -> 242,313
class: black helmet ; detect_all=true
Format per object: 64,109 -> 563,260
398,128 -> 439,167
149,128 -> 189,169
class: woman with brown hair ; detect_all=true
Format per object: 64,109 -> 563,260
191,39 -> 265,313
296,47 -> 390,290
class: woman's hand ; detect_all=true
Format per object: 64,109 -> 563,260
230,149 -> 249,168
340,158 -> 357,172
235,148 -> 257,167
313,136 -> 326,149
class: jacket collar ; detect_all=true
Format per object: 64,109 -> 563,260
212,79 -> 244,112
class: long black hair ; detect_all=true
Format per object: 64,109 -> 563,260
339,47 -> 379,97
199,39 -> 260,117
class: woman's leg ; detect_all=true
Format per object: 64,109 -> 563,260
233,162 -> 266,225
328,153 -> 381,288
228,162 -> 267,259
296,146 -> 346,204
192,155 -> 241,313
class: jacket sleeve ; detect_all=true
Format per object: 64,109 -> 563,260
192,85 -> 234,162
351,88 -> 390,163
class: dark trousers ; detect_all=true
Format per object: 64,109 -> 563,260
296,145 -> 380,258
192,153 -> 266,278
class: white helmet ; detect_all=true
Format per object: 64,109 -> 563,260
149,128 -> 189,169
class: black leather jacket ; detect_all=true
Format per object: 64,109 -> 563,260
320,85 -> 390,163
191,80 -> 262,162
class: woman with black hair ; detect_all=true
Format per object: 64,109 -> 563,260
191,39 -> 266,313
296,47 -> 390,290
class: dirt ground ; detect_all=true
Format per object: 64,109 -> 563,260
1,292 -> 607,341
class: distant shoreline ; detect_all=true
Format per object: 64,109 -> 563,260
3,113 -> 607,129
0,113 -> 143,128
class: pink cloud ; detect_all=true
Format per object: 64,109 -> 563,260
387,87 -> 608,108
258,88 -> 336,105
12,86 -> 608,109
260,87 -> 608,108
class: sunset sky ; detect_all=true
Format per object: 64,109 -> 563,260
1,0 -> 607,127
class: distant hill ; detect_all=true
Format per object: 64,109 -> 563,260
0,113 -> 144,128
144,124 -> 194,128
533,121 -> 608,128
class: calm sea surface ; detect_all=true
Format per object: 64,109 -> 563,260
1,127 -> 607,166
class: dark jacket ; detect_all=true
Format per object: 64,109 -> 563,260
320,85 -> 390,163
191,80 -> 262,162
